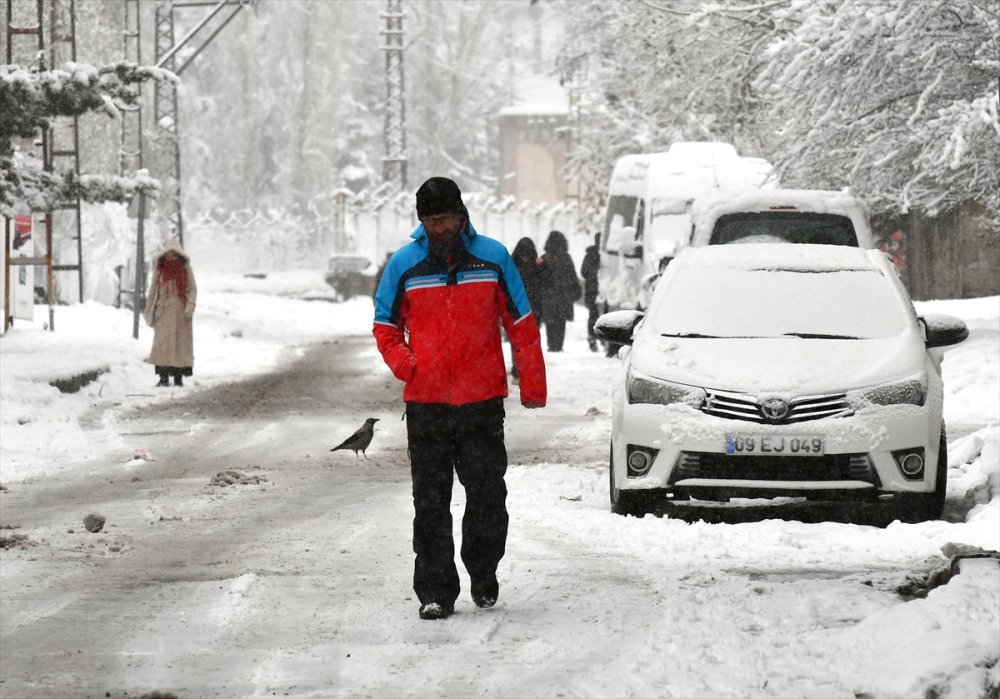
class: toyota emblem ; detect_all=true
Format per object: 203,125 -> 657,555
760,398 -> 790,422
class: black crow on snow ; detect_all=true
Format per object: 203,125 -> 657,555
330,417 -> 380,459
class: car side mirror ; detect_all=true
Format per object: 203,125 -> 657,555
919,314 -> 969,348
595,310 -> 644,347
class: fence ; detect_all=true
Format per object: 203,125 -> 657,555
185,190 -> 603,275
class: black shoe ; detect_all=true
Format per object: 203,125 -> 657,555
471,578 -> 498,609
418,602 -> 454,620
173,375 -> 183,387
588,339 -> 598,352
156,376 -> 169,387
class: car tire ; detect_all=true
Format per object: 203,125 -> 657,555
609,442 -> 661,517
894,427 -> 948,523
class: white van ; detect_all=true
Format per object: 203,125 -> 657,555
597,142 -> 776,313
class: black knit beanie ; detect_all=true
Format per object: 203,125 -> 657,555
415,177 -> 465,220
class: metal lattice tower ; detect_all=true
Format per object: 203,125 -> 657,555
120,0 -> 144,177
3,0 -> 84,330
380,0 -> 407,190
149,0 -> 257,244
153,0 -> 184,245
48,0 -> 84,304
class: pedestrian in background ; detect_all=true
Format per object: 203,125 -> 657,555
373,176 -> 547,621
144,238 -> 197,387
538,229 -> 581,352
580,232 -> 601,352
510,237 -> 544,382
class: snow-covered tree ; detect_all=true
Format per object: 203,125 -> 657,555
0,61 -> 175,216
555,0 -> 777,205
557,0 -> 1000,226
755,0 -> 999,224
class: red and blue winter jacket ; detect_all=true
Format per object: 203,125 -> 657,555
373,220 -> 547,407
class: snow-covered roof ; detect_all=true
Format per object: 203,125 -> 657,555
608,143 -> 776,198
691,188 -> 869,220
674,240 -> 885,272
497,75 -> 569,117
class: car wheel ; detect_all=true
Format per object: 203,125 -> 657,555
609,442 -> 659,517
894,427 -> 948,523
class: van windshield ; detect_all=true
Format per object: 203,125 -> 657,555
711,212 -> 858,246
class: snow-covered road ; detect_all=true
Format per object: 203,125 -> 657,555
1,273 -> 997,698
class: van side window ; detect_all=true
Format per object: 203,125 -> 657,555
603,195 -> 638,254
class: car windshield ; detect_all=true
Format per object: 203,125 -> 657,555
710,212 -> 858,246
649,267 -> 908,339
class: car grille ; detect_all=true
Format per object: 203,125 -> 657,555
672,452 -> 878,484
703,389 -> 852,424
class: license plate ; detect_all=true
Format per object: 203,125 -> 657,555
725,433 -> 825,456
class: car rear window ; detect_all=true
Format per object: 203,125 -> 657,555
650,267 -> 909,339
711,212 -> 858,246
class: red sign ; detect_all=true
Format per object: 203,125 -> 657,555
13,214 -> 31,250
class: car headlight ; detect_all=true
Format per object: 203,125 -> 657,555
627,370 -> 706,408
857,373 -> 927,407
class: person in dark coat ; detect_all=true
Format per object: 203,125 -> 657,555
510,237 -> 544,380
580,232 -> 601,352
538,230 -> 581,352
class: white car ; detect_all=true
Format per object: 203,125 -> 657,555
689,189 -> 876,248
596,244 -> 968,521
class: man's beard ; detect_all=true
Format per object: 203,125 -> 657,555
428,232 -> 461,258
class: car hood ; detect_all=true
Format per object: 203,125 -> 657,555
630,333 -> 925,394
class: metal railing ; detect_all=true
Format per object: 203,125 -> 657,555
184,192 -> 603,274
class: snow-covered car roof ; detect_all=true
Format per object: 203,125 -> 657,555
689,188 -> 875,248
671,241 -> 887,273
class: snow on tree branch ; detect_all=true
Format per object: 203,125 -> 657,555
754,0 -> 999,223
1,153 -> 160,218
0,60 -> 178,148
1,60 -> 175,215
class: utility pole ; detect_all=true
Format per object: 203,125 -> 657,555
121,0 -> 146,340
381,0 -> 407,191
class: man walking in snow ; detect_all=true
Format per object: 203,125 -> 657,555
373,176 -> 547,620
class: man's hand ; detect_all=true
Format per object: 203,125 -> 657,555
522,401 -> 545,409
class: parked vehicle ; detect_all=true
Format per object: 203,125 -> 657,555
324,254 -> 375,300
689,188 -> 876,248
597,142 -> 776,315
595,244 -> 968,522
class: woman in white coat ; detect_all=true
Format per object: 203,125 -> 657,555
144,239 -> 197,387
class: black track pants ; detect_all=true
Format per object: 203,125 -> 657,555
545,319 -> 567,351
406,398 -> 508,606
